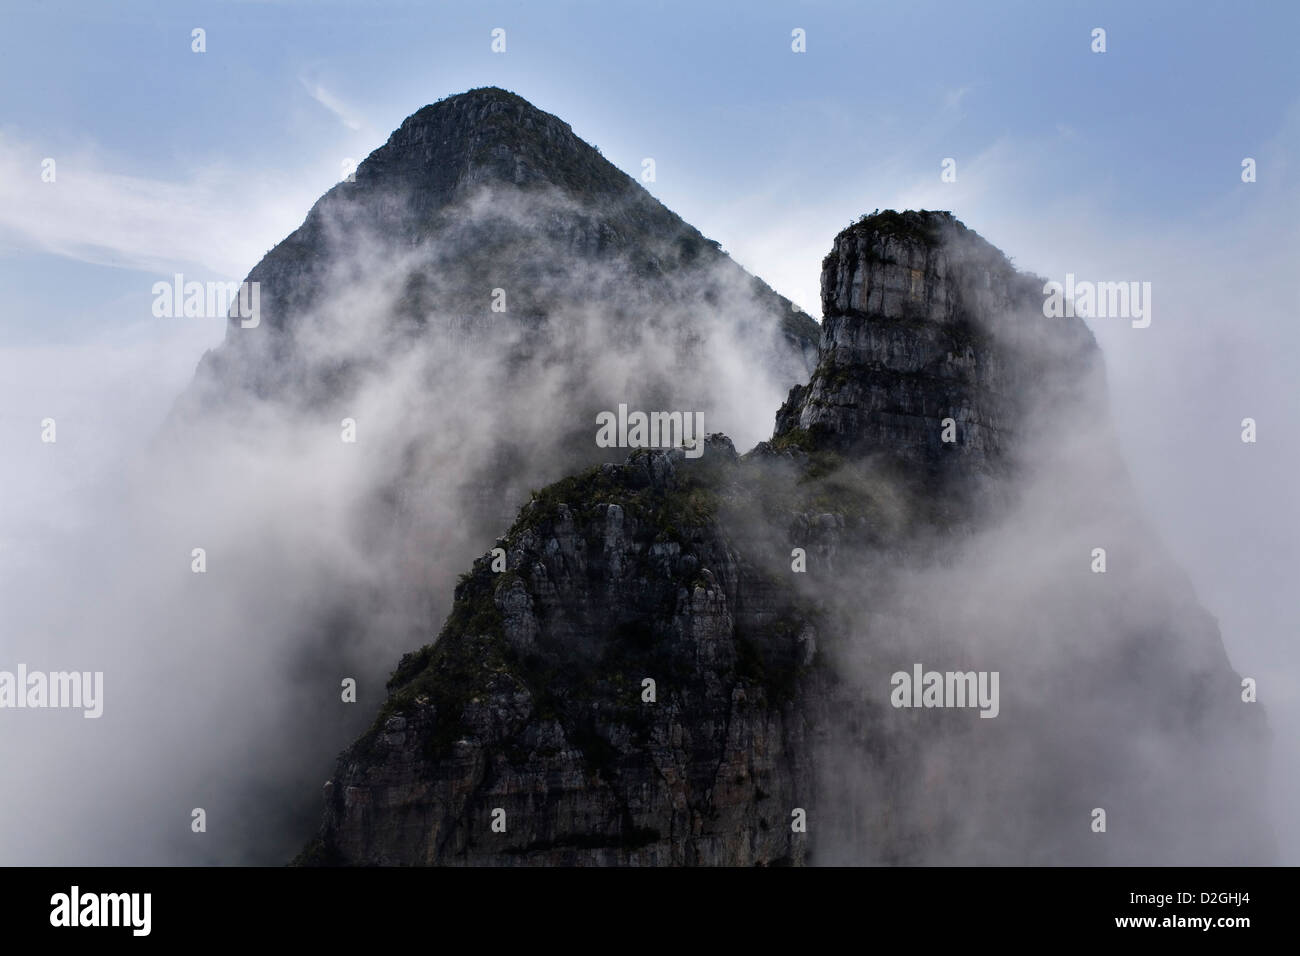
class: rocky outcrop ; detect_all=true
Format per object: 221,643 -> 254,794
305,439 -> 817,865
300,211 -> 1272,866
156,91 -> 825,866
776,210 -> 1096,492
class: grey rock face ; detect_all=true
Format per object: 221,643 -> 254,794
313,441 -> 814,865
299,211 -> 1272,867
777,211 -> 1096,490
159,91 -> 825,867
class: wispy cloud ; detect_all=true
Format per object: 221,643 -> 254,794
0,133 -> 321,276
300,77 -> 366,132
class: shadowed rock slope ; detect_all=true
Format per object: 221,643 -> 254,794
153,90 -> 822,864
298,210 -> 1271,866
171,84 -> 821,604
182,86 -> 817,414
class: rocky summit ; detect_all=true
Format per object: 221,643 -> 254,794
174,85 -> 819,565
297,209 -> 1271,866
158,89 -> 826,866
182,86 -> 817,414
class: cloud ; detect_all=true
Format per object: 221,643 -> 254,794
700,101 -> 1300,862
1,83 -> 1297,865
0,131 -> 321,277
0,176 -> 815,864
300,78 -> 366,132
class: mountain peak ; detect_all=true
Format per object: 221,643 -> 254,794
184,87 -> 818,363
353,86 -> 634,205
773,209 -> 1097,494
397,86 -> 564,137
842,208 -> 957,246
185,87 -> 820,443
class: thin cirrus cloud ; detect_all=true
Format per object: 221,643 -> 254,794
0,134 -> 322,278
300,77 -> 368,133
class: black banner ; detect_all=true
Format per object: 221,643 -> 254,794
3,866 -> 1282,943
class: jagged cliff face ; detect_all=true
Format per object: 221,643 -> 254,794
303,211 -> 1272,866
314,442 -> 816,865
776,211 -> 1097,497
149,89 -> 822,863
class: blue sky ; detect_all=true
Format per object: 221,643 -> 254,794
2,0 -> 1299,859
2,0 -> 1296,341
